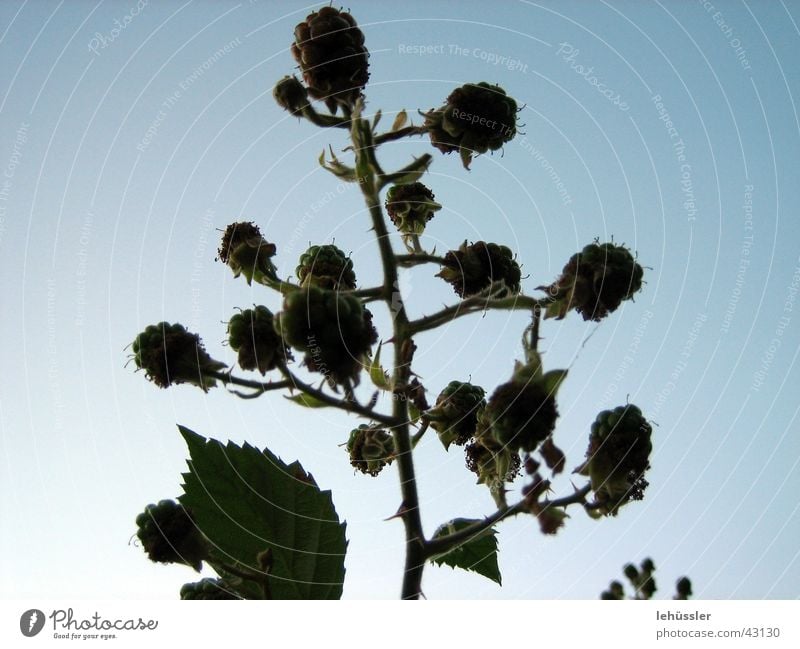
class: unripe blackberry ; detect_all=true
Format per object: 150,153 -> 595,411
274,286 -> 377,385
483,380 -> 558,453
623,563 -> 640,582
131,322 -> 225,391
273,75 -> 310,114
180,578 -> 239,600
602,581 -> 625,600
347,424 -> 395,476
437,241 -> 521,298
540,242 -> 644,321
135,500 -> 206,571
430,381 -> 486,449
291,7 -> 369,113
296,244 -> 356,291
227,306 -> 292,375
580,404 -> 653,515
675,577 -> 693,600
465,435 -> 521,485
217,222 -> 278,286
423,82 -> 518,169
385,182 -> 442,236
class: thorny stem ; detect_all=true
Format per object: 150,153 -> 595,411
300,104 -> 351,129
208,369 -> 395,424
278,365 -> 398,426
409,293 -> 549,335
374,124 -> 427,146
424,484 -> 591,557
396,253 -> 448,268
353,112 -> 426,599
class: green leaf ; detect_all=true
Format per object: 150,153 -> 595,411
429,518 -> 501,585
368,342 -> 392,390
284,392 -> 329,408
178,425 -> 347,599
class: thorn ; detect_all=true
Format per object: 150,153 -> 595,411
385,501 -> 410,522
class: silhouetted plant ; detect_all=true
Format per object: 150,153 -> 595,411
130,6 -> 652,599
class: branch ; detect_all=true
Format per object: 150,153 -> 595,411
396,253 -> 448,268
300,105 -> 351,129
277,365 -> 398,427
206,371 -> 292,395
373,124 -> 427,146
424,484 -> 591,558
409,292 -> 548,334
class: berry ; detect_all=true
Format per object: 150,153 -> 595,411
465,435 -> 521,485
273,75 -> 310,114
540,241 -> 644,321
385,182 -> 442,236
295,244 -> 356,291
180,578 -> 239,600
227,306 -> 292,375
675,577 -> 693,600
131,322 -> 225,391
274,286 -> 377,385
429,381 -> 486,449
483,380 -> 558,453
217,222 -> 278,286
347,424 -> 395,476
291,7 -> 369,113
437,240 -> 521,297
580,404 -> 653,515
423,82 -> 518,169
135,500 -> 207,571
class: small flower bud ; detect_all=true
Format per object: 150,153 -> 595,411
273,75 -> 310,114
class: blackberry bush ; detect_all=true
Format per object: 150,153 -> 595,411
129,6 -> 660,601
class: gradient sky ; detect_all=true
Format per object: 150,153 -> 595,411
1,0 -> 798,600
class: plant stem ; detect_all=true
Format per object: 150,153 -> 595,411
374,124 -> 427,146
396,253 -> 448,268
356,113 -> 426,599
409,293 -> 548,334
424,484 -> 591,557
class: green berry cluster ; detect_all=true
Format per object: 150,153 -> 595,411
217,222 -> 278,286
275,286 -> 377,385
424,82 -> 518,169
430,381 -> 486,449
437,240 -> 521,297
291,6 -> 369,113
227,306 -> 291,375
482,380 -> 559,453
464,434 -> 521,486
296,244 -> 356,291
385,182 -> 442,236
579,404 -> 652,515
600,558 -> 691,600
131,323 -> 225,391
346,424 -> 395,476
541,242 -> 643,321
135,500 -> 207,571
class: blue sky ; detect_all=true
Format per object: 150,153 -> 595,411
1,0 -> 798,599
